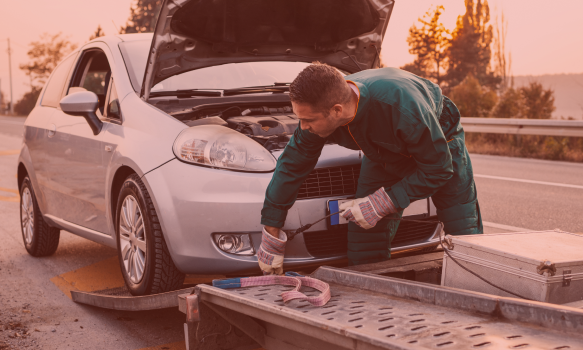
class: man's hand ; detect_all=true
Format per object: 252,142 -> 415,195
257,226 -> 287,275
340,187 -> 397,229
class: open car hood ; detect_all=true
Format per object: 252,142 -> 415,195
141,0 -> 394,99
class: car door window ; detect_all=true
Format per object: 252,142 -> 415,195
105,80 -> 122,122
41,54 -> 77,108
69,50 -> 112,116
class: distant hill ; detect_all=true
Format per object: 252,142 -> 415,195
513,73 -> 583,120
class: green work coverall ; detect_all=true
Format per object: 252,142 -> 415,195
261,68 -> 483,265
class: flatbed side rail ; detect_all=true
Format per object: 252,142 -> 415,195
312,266 -> 583,333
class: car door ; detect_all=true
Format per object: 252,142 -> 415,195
43,46 -> 115,233
25,53 -> 78,213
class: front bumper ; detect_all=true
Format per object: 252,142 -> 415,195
143,159 -> 439,274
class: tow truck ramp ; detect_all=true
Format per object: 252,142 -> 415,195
179,266 -> 583,350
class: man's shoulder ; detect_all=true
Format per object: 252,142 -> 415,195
346,67 -> 420,85
347,68 -> 443,119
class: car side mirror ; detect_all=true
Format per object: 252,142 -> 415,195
59,91 -> 103,135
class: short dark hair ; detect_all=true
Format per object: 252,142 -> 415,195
289,62 -> 352,113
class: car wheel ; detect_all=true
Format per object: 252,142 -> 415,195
20,176 -> 60,257
116,174 -> 185,295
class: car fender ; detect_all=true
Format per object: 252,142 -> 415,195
103,93 -> 186,255
17,133 -> 51,215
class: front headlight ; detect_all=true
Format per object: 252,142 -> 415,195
173,125 -> 276,172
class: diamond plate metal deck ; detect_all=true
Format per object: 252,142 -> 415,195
188,267 -> 583,350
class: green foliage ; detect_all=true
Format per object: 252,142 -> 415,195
445,0 -> 498,90
89,25 -> 105,41
491,87 -> 523,118
520,82 -> 555,119
492,12 -> 511,91
120,0 -> 163,34
448,75 -> 497,118
16,33 -> 77,116
490,82 -> 555,119
14,87 -> 42,116
19,33 -> 77,89
401,6 -> 450,85
466,133 -> 583,162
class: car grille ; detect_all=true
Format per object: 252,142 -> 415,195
297,165 -> 361,200
303,217 -> 439,258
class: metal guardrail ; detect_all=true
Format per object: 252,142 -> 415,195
460,117 -> 583,137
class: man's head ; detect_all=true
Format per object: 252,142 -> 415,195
290,62 -> 357,138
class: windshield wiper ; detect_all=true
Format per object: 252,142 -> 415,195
223,83 -> 290,96
149,89 -> 222,98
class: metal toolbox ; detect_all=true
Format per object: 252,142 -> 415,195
441,230 -> 583,304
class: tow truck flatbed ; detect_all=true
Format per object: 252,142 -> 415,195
179,266 -> 583,350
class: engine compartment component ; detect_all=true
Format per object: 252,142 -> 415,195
185,116 -> 228,127
181,104 -> 300,152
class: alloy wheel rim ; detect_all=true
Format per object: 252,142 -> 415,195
21,188 -> 34,245
119,195 -> 147,284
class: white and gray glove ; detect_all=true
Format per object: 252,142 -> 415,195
257,227 -> 287,275
340,187 -> 398,229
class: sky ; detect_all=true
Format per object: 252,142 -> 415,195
0,0 -> 582,103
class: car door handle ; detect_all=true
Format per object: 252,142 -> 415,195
47,124 -> 56,138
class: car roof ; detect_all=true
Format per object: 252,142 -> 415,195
83,33 -> 153,47
116,33 -> 153,42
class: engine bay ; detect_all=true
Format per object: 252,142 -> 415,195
172,103 -> 300,151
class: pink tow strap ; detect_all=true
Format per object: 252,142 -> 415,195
240,275 -> 331,307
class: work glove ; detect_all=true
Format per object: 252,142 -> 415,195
257,227 -> 287,275
340,187 -> 397,229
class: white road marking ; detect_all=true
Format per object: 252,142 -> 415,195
482,221 -> 533,232
0,120 -> 26,126
474,174 -> 583,190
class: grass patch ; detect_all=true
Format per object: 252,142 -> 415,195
465,133 -> 583,163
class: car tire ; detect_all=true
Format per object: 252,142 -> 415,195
115,174 -> 185,296
20,176 -> 60,257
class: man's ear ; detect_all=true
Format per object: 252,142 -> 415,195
332,104 -> 343,117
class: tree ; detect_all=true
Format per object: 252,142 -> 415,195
491,87 -> 523,118
89,25 -> 105,40
16,33 -> 77,116
401,6 -> 450,85
492,11 -> 512,92
490,81 -> 555,119
520,82 -> 555,119
120,0 -> 163,33
448,75 -> 497,118
445,0 -> 498,90
19,33 -> 77,89
14,87 -> 42,116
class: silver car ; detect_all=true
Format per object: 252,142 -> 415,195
17,0 -> 440,295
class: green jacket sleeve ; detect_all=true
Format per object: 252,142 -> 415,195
261,127 -> 326,227
385,103 -> 454,210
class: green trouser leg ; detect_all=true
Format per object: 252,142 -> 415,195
431,137 -> 483,236
347,156 -> 404,266
432,97 -> 483,236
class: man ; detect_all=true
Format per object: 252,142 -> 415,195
257,63 -> 482,275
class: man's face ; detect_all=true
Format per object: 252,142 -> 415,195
292,102 -> 340,138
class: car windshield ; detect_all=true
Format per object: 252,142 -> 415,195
119,40 -> 310,93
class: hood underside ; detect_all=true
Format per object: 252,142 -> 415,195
141,0 -> 394,99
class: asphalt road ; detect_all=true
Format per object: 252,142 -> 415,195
0,115 -> 582,349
